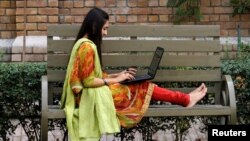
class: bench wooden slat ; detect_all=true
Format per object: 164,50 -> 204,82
47,39 -> 75,53
47,105 -> 231,119
103,55 -> 221,67
47,54 -> 221,67
47,69 -> 221,82
48,40 -> 221,53
154,70 -> 221,81
48,25 -> 79,37
107,25 -> 220,37
103,40 -> 220,52
48,25 -> 220,37
145,105 -> 232,117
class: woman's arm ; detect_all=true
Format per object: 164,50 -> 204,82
107,70 -> 126,78
91,68 -> 137,87
107,68 -> 137,78
92,71 -> 135,87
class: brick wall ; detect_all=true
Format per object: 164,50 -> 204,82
0,0 -> 16,38
0,0 -> 250,39
11,46 -> 47,62
15,0 -> 58,36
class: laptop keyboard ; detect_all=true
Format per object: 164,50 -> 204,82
134,74 -> 151,80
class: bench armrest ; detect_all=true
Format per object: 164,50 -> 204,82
41,75 -> 48,111
222,74 -> 237,124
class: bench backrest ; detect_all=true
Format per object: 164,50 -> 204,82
47,24 -> 221,105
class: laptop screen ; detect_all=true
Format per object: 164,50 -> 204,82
147,47 -> 164,77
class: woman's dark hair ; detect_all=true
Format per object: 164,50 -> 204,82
75,7 -> 109,66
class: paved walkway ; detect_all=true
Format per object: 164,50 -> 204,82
5,120 -> 207,141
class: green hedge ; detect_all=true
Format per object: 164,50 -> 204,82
0,62 -> 46,140
222,58 -> 250,124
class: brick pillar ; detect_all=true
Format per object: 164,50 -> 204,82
0,0 -> 16,39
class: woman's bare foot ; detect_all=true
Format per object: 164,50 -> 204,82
186,83 -> 207,108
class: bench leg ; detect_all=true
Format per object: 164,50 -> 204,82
41,75 -> 48,141
41,114 -> 48,141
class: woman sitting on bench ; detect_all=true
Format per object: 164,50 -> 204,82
61,7 -> 207,141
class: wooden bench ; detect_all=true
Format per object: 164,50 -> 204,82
41,24 -> 237,140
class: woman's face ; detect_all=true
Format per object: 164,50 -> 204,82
102,20 -> 109,36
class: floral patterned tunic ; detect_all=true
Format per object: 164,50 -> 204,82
70,40 -> 154,128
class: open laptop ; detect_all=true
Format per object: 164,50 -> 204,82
120,46 -> 164,84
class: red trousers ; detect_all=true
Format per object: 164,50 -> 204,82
151,85 -> 190,107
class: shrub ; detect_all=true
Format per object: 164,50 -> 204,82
222,43 -> 250,124
0,62 -> 46,140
